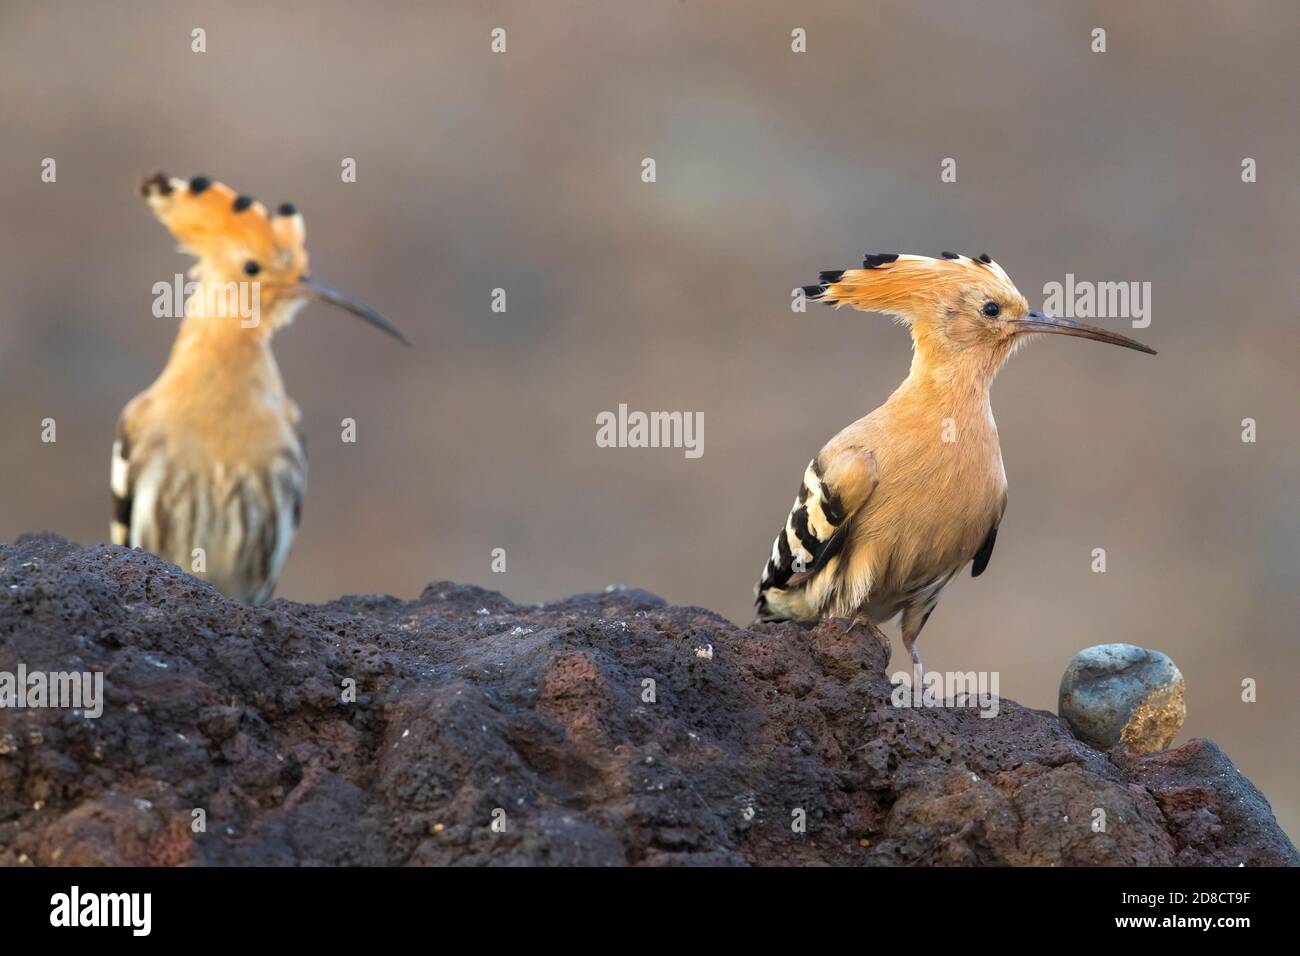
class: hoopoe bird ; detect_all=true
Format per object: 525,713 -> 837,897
755,252 -> 1154,672
111,173 -> 409,604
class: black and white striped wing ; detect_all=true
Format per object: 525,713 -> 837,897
755,452 -> 876,620
109,409 -> 138,546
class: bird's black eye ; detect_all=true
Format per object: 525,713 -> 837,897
243,260 -> 261,276
981,301 -> 1000,317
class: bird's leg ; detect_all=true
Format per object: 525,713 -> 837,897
900,603 -> 935,686
903,632 -> 924,685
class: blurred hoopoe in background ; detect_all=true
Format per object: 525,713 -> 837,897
112,173 -> 409,604
755,252 -> 1154,672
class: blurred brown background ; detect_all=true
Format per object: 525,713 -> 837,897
2,1 -> 1297,842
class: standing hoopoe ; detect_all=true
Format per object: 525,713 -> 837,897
755,252 -> 1154,672
111,173 -> 409,604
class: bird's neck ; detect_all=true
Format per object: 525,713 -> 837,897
159,299 -> 287,402
892,342 -> 1007,427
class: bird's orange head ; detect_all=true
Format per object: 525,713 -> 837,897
141,172 -> 408,344
803,252 -> 1153,373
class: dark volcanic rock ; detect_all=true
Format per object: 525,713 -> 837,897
0,533 -> 1294,867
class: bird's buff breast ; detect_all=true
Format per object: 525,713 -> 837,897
840,444 -> 1005,619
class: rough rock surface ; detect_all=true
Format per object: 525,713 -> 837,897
0,534 -> 1295,867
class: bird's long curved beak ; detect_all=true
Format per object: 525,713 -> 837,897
1016,310 -> 1155,355
296,276 -> 411,346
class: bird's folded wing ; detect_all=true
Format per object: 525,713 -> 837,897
109,407 -> 139,546
757,448 -> 878,600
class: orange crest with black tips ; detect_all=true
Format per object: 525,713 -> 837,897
804,252 -> 1027,321
140,172 -> 308,290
